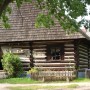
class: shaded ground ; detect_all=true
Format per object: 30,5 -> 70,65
0,82 -> 90,90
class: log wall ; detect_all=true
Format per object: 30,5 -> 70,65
32,41 -> 76,80
1,42 -> 31,71
78,44 -> 89,71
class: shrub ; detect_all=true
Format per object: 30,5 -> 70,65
27,67 -> 39,74
1,52 -> 23,78
27,67 -> 39,79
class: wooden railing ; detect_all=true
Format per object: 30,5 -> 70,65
30,70 -> 76,81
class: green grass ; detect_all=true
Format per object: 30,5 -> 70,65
73,78 -> 90,82
8,84 -> 78,90
66,84 -> 78,88
0,78 -> 40,84
1,77 -> 90,84
0,77 -> 66,84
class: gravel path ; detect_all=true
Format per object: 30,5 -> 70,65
0,82 -> 90,90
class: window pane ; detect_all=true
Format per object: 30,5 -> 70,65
51,47 -> 61,60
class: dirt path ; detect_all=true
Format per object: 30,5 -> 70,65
0,82 -> 90,90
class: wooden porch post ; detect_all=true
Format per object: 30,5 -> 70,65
29,42 -> 34,68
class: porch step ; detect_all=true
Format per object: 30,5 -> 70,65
0,70 -> 8,79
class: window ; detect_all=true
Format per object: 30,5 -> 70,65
47,45 -> 64,60
51,47 -> 61,60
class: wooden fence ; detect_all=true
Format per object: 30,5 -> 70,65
30,70 -> 76,81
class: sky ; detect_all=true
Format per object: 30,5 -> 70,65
76,5 -> 90,22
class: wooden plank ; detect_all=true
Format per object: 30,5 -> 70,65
35,66 -> 75,69
34,59 -> 46,61
33,51 -> 46,54
79,66 -> 88,68
79,45 -> 88,49
34,60 -> 46,63
34,63 -> 75,66
78,47 -> 88,52
64,59 -> 74,61
20,58 -> 30,62
32,45 -> 46,48
64,56 -> 74,58
79,61 -> 88,64
64,51 -> 75,54
79,51 -> 88,56
34,59 -> 46,62
33,48 -> 46,51
64,44 -> 74,47
79,58 -> 88,61
64,48 -> 74,51
33,55 -> 46,58
79,54 -> 88,59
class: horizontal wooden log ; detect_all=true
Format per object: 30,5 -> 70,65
33,48 -> 46,51
12,46 -> 30,48
34,58 -> 46,60
79,45 -> 88,50
64,56 -> 75,59
35,67 -> 75,70
34,59 -> 46,62
64,48 -> 74,51
35,65 -> 75,67
79,58 -> 88,62
78,47 -> 88,52
64,44 -> 74,47
64,52 -> 75,54
33,51 -> 46,54
33,55 -> 46,58
79,54 -> 88,59
79,61 -> 88,64
32,45 -> 46,48
34,63 -> 75,66
33,53 -> 46,55
64,59 -> 75,61
79,51 -> 88,56
20,58 -> 30,62
79,65 -> 88,68
34,60 -> 75,63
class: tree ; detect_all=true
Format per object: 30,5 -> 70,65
0,0 -> 90,39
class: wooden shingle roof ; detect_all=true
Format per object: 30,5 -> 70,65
0,3 -> 84,42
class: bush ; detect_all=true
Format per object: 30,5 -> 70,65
27,67 -> 39,74
1,52 -> 23,78
27,67 -> 39,79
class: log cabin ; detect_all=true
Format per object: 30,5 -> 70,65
0,2 -> 90,80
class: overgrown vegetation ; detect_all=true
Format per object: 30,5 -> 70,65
27,67 -> 39,74
1,52 -> 23,78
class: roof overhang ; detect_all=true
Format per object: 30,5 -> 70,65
80,27 -> 90,40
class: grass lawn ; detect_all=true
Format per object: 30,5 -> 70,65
0,77 -> 65,84
8,84 -> 78,90
1,77 -> 90,84
73,78 -> 90,82
0,78 -> 40,84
